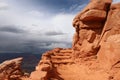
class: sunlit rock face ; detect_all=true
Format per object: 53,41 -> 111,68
72,0 -> 112,60
98,2 -> 120,70
2,0 -> 120,80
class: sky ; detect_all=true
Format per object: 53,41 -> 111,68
0,0 -> 119,54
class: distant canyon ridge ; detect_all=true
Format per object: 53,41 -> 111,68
1,0 -> 120,80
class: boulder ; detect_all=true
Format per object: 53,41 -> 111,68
0,58 -> 23,80
80,9 -> 106,21
80,21 -> 103,29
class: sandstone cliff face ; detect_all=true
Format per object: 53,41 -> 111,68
1,0 -> 120,80
72,0 -> 112,60
98,2 -> 120,72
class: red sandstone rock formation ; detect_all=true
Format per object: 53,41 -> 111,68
29,0 -> 120,80
30,48 -> 73,80
1,0 -> 120,80
0,58 -> 24,80
98,2 -> 120,71
72,0 -> 112,60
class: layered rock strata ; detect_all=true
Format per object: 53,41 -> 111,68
1,0 -> 120,80
72,0 -> 112,60
0,58 -> 24,80
30,48 -> 73,80
29,0 -> 120,80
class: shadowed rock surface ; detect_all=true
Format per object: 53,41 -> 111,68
1,0 -> 120,80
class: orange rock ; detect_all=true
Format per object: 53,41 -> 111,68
91,0 -> 112,4
26,0 -> 120,80
30,71 -> 47,80
114,71 -> 120,80
88,1 -> 107,10
79,40 -> 98,58
100,3 -> 120,43
80,21 -> 103,29
87,30 -> 96,43
80,9 -> 106,21
0,58 -> 24,80
98,34 -> 120,69
60,49 -> 73,53
73,0 -> 112,27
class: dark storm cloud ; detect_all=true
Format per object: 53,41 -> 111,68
44,31 -> 65,36
0,34 -> 71,54
0,0 -> 87,54
0,25 -> 25,33
0,25 -> 71,53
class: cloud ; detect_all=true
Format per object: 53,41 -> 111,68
28,10 -> 45,17
68,3 -> 88,14
44,31 -> 65,36
0,17 -> 73,53
44,42 -> 71,49
0,2 -> 8,10
0,30 -> 71,53
0,25 -> 25,33
0,0 -> 78,53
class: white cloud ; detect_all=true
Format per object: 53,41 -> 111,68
69,3 -> 88,14
0,0 -> 76,51
42,42 -> 70,49
28,10 -> 45,17
0,8 -> 75,48
0,2 -> 8,10
51,13 -> 74,34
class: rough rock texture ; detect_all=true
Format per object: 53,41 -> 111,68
2,0 -> 120,80
30,48 -> 73,80
72,0 -> 112,61
0,58 -> 24,80
98,2 -> 120,71
29,0 -> 120,80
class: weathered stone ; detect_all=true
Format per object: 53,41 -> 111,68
30,71 -> 47,80
0,58 -> 23,80
90,0 -> 112,10
80,21 -> 103,29
87,30 -> 96,43
100,3 -> 120,43
13,0 -> 120,80
98,34 -> 120,69
60,49 -> 73,53
80,9 -> 106,21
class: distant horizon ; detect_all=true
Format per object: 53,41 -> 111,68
0,48 -> 50,54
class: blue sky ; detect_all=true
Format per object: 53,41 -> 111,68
0,0 -> 119,53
